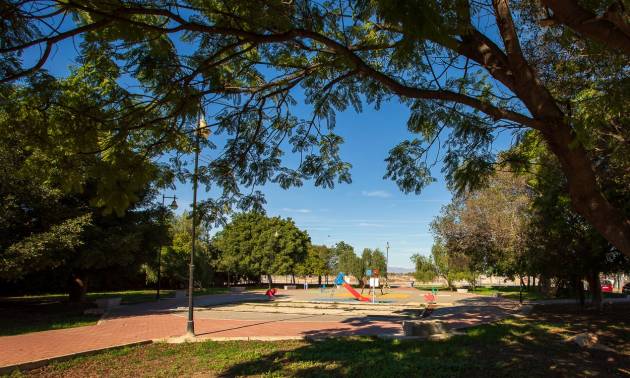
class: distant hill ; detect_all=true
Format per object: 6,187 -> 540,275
388,267 -> 415,274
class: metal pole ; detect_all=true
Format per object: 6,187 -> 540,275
386,242 -> 389,278
186,122 -> 201,337
157,195 -> 165,300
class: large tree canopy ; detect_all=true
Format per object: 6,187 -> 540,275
1,0 -> 629,255
213,212 -> 310,281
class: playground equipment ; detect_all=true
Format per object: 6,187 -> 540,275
334,272 -> 373,303
423,288 -> 438,304
343,282 -> 371,302
265,288 -> 277,299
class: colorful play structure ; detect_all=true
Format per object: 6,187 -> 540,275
265,288 -> 278,299
334,272 -> 378,302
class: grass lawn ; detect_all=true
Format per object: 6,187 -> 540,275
469,286 -> 628,301
11,304 -> 630,377
0,288 -> 234,336
471,285 -> 548,301
0,299 -> 99,337
192,287 -> 230,296
415,285 -> 548,300
0,290 -> 177,336
5,290 -> 176,305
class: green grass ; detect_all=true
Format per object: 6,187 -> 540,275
192,287 -> 230,296
0,288 -> 236,336
4,290 -> 176,305
470,285 -> 547,301
11,303 -> 629,377
0,299 -> 100,336
468,285 -> 628,301
88,290 -> 176,304
414,285 -> 548,299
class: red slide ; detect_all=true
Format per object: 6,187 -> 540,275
342,282 -> 371,302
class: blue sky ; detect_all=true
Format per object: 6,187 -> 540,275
19,20 -> 514,269
188,98 -> 453,269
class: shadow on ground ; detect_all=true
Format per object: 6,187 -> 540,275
219,304 -> 630,377
25,303 -> 630,377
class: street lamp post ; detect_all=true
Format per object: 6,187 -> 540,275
186,117 -> 202,337
268,230 -> 279,289
186,110 -> 209,338
386,241 -> 390,278
158,194 -> 178,300
385,242 -> 390,290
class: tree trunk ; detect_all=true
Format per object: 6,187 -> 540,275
291,274 -> 295,284
519,275 -> 524,304
542,124 -> 630,258
489,2 -> 630,258
68,273 -> 88,302
267,274 -> 273,289
318,275 -> 322,286
575,276 -> 585,308
588,271 -> 603,311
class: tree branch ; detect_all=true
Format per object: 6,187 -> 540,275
541,0 -> 630,54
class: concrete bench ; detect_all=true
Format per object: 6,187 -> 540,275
85,297 -> 122,314
94,297 -> 122,309
283,285 -> 297,290
402,320 -> 446,337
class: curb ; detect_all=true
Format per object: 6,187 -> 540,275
0,340 -> 153,375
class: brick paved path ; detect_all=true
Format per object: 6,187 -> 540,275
0,309 -> 401,368
0,292 -> 520,368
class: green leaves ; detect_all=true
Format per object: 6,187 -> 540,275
384,139 -> 435,194
0,214 -> 92,281
213,212 -> 310,277
411,254 -> 437,283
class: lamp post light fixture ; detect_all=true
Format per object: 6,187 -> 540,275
186,110 -> 209,338
385,241 -> 389,278
157,194 -> 177,300
385,241 -> 390,290
268,230 -> 279,289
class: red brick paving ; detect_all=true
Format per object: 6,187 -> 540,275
0,294 -> 521,368
0,313 -> 401,368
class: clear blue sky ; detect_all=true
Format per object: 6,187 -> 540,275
21,25 -> 513,269
181,97 -> 452,269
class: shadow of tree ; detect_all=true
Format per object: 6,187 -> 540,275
217,305 -> 630,377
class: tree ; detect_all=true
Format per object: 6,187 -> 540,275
297,244 -> 335,285
411,254 -> 437,283
429,242 -> 475,290
335,241 -> 362,285
2,1 -> 629,256
213,212 -> 310,286
361,248 -> 387,277
143,212 -> 217,289
520,140 -> 630,307
0,70 -> 169,300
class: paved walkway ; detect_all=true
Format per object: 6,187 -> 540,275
423,296 -> 525,330
0,290 -> 521,369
